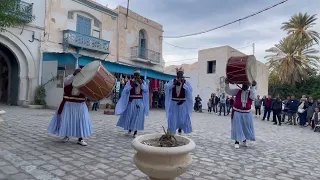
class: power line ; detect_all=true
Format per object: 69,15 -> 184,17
163,40 -> 198,50
163,40 -> 253,51
162,0 -> 289,39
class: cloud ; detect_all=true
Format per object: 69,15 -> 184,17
96,0 -> 320,65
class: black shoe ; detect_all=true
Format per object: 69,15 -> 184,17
273,123 -> 277,125
262,119 -> 265,121
278,124 -> 281,126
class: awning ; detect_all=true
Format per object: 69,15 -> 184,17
79,56 -> 174,81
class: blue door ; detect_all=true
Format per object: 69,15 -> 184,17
76,15 -> 92,36
139,30 -> 146,59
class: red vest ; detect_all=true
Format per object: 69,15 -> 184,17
172,79 -> 186,101
129,80 -> 143,102
233,90 -> 252,110
57,84 -> 86,115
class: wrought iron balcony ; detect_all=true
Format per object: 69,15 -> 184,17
63,30 -> 110,54
7,1 -> 34,22
131,46 -> 161,64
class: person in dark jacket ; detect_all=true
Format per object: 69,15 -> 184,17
306,97 -> 316,126
227,96 -> 234,115
287,96 -> 299,125
271,95 -> 282,125
211,93 -> 219,114
262,95 -> 272,121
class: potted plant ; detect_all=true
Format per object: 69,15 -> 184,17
29,85 -> 46,109
131,127 -> 196,180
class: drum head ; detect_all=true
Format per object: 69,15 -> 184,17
73,61 -> 101,88
246,55 -> 257,84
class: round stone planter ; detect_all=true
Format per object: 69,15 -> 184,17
28,105 -> 45,109
131,133 -> 196,180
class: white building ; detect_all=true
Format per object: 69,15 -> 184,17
165,46 -> 269,103
0,0 -> 45,105
40,0 -> 173,108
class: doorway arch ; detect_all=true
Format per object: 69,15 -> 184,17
0,32 -> 37,105
0,44 -> 20,105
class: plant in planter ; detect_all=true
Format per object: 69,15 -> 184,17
30,76 -> 56,108
34,85 -> 46,106
131,127 -> 196,180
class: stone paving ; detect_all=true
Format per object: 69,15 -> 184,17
0,106 -> 320,180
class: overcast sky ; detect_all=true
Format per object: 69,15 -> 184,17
96,0 -> 320,66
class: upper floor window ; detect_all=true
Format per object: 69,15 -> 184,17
76,15 -> 92,36
139,30 -> 147,59
207,60 -> 216,74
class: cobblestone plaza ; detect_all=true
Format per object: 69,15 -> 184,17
0,106 -> 319,180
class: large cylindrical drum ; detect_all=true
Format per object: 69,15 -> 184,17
226,55 -> 257,84
72,61 -> 116,101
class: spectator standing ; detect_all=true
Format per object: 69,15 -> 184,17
207,98 -> 212,113
306,97 -> 316,126
262,95 -> 272,121
282,96 -> 290,122
254,95 -> 262,117
219,93 -> 227,116
226,96 -> 230,114
227,96 -> 234,115
311,107 -> 320,129
92,101 -> 99,111
211,93 -> 219,114
287,96 -> 299,125
298,98 -> 308,127
317,99 -> 320,109
271,95 -> 282,125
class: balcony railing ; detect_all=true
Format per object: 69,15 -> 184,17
131,46 -> 161,64
63,30 -> 110,54
7,1 -> 34,22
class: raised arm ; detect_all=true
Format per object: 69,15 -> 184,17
225,83 -> 238,96
249,85 -> 257,100
164,80 -> 175,90
141,81 -> 149,93
64,75 -> 74,85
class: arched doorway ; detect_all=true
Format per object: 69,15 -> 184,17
139,30 -> 147,59
0,43 -> 20,105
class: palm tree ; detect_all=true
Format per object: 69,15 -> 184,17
265,36 -> 319,85
281,13 -> 320,55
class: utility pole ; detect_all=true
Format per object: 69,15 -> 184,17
252,43 -> 255,55
125,0 -> 129,29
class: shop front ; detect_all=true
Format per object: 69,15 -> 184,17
42,52 -> 175,109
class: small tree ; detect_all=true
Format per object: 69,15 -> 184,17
0,0 -> 35,31
34,85 -> 46,106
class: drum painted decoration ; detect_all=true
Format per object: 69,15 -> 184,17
72,61 -> 116,101
226,55 -> 257,84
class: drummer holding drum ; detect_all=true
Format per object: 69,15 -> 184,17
48,68 -> 93,146
225,55 -> 258,149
